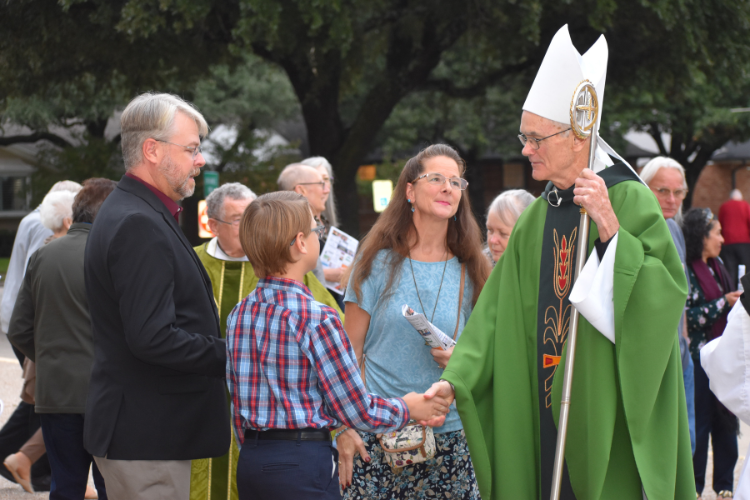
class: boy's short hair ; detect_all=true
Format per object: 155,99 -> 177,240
240,191 -> 312,278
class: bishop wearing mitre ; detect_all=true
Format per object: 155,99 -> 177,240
427,25 -> 695,499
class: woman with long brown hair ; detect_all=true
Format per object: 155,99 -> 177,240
337,144 -> 490,499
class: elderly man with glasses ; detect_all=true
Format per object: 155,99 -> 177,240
427,25 -> 693,499
277,163 -> 348,307
277,163 -> 330,221
640,156 -> 696,457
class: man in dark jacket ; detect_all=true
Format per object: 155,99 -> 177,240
82,93 -> 229,500
8,178 -> 117,499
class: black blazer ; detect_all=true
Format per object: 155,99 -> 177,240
83,175 -> 229,460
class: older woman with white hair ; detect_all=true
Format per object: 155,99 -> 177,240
484,189 -> 535,265
40,191 -> 76,243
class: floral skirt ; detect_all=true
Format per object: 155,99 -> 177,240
342,429 -> 481,500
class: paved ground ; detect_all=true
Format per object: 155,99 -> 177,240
0,331 -> 48,499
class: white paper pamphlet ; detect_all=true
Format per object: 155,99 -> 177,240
401,304 -> 456,351
319,227 -> 359,295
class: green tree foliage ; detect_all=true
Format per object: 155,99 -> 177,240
191,53 -> 301,193
2,0 -> 750,232
600,0 -> 750,208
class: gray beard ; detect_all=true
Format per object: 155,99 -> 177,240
159,155 -> 197,199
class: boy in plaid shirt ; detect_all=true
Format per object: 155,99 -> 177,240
226,191 -> 449,499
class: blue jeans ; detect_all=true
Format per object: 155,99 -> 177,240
684,355 -> 696,455
237,438 -> 339,500
39,414 -> 107,500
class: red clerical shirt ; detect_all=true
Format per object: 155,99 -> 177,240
719,199 -> 750,245
125,172 -> 183,223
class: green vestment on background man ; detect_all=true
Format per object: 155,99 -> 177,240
442,164 -> 695,499
189,241 -> 344,500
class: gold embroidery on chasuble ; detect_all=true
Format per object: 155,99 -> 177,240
542,227 -> 577,408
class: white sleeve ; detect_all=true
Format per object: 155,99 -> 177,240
569,232 -> 618,343
701,300 -> 750,424
0,214 -> 51,335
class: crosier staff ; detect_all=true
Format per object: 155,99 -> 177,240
550,80 -> 600,500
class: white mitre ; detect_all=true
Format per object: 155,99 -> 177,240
522,24 -> 625,173
526,25 -> 638,344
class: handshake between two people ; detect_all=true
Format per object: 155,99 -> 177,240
402,384 -> 454,428
337,381 -> 458,489
404,348 -> 459,425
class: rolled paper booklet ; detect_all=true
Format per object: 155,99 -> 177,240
402,304 -> 456,350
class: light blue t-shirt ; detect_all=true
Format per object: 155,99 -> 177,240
344,249 -> 473,434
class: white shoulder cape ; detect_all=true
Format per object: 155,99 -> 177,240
701,301 -> 750,499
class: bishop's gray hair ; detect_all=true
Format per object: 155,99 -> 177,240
205,182 -> 257,220
301,156 -> 338,227
550,119 -> 573,137
120,92 -> 209,170
487,189 -> 536,227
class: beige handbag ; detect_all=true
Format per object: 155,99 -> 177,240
378,422 -> 437,468
362,264 -> 465,471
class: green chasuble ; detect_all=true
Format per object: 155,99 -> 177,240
189,242 -> 344,500
442,163 -> 695,500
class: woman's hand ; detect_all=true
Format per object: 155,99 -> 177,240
323,266 -> 346,283
725,290 -> 743,307
337,429 -> 368,490
431,346 -> 453,369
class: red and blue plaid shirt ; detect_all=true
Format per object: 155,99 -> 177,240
226,276 -> 409,443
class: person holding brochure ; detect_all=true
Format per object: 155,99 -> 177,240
278,162 -> 347,308
340,144 -> 491,499
683,207 -> 740,497
226,191 -> 449,500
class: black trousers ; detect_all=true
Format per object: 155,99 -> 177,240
40,414 -> 106,500
720,243 -> 750,288
693,361 -> 738,493
0,401 -> 51,485
237,438 -> 340,499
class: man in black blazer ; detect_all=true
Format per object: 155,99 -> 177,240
84,93 -> 229,499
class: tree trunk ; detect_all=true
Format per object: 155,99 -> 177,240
682,147 -> 720,211
260,7 -> 469,237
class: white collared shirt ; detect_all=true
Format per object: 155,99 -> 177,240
206,237 -> 248,262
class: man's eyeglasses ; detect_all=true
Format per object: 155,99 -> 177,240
297,181 -> 327,188
411,173 -> 468,191
290,224 -> 327,246
517,128 -> 572,150
155,139 -> 202,159
652,187 -> 688,200
212,218 -> 241,227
